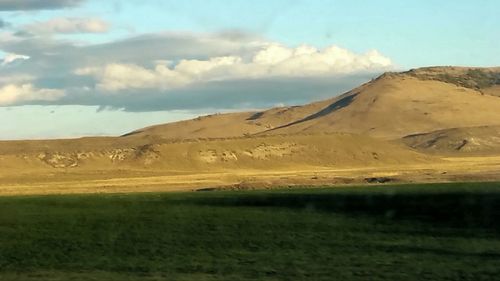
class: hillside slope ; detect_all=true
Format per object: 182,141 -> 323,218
402,126 -> 500,155
264,73 -> 500,139
129,67 -> 500,140
124,100 -> 333,140
0,134 -> 433,174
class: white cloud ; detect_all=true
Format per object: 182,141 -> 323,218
175,56 -> 243,78
75,63 -> 191,91
0,30 -> 393,110
75,43 -> 393,92
1,53 -> 30,66
0,76 -> 65,106
253,44 -> 294,65
24,17 -> 109,34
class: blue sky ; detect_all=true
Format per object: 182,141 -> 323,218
0,0 -> 498,139
7,0 -> 497,67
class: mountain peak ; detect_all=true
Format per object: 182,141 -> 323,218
124,66 -> 500,141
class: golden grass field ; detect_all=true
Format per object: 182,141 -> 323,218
1,143 -> 500,196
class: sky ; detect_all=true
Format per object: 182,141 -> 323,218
0,0 -> 499,140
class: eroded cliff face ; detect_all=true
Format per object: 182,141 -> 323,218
7,142 -> 305,169
0,134 -> 435,174
23,145 -> 162,169
197,142 -> 304,163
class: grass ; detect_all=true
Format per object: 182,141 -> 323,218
0,182 -> 500,280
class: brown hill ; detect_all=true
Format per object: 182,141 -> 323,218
123,100 -> 332,140
264,72 -> 500,139
128,67 -> 500,140
402,125 -> 500,155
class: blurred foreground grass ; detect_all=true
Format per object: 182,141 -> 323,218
0,182 -> 499,280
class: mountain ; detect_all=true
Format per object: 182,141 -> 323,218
128,67 -> 500,140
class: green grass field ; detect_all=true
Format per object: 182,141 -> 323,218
1,182 -> 500,281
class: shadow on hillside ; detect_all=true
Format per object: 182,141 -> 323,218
266,93 -> 358,131
297,93 -> 358,123
190,191 -> 500,230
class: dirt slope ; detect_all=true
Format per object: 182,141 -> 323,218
402,126 -> 500,155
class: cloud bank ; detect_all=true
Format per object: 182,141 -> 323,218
24,17 -> 110,34
76,44 -> 391,92
0,30 -> 394,111
0,76 -> 64,106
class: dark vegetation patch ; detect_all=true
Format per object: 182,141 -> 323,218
189,182 -> 500,229
407,68 -> 500,91
195,187 -> 219,192
364,177 -> 394,184
0,182 -> 499,280
246,112 -> 264,121
267,93 -> 358,132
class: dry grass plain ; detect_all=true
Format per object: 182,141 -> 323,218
1,154 -> 500,196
